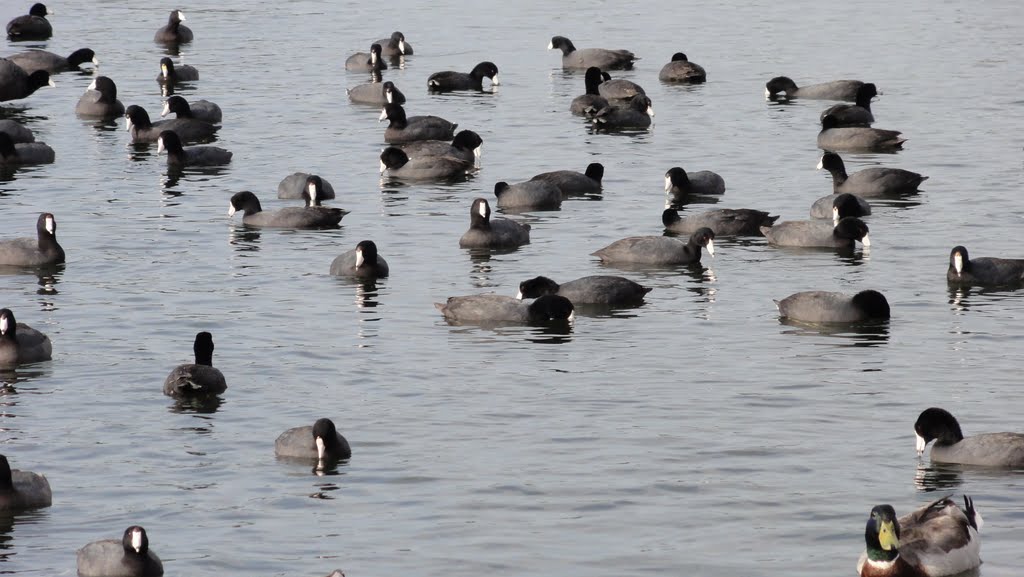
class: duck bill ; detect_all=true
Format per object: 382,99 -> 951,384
706,239 -> 715,257
379,160 -> 387,174
355,249 -> 364,268
816,157 -> 824,170
878,520 -> 899,551
377,108 -> 388,122
832,208 -> 839,226
227,203 -> 236,217
860,234 -> 871,247
915,432 -> 926,455
547,40 -> 554,49
954,253 -> 963,275
161,101 -> 170,117
156,138 -> 165,154
515,290 -> 523,300
664,176 -> 672,192
646,105 -> 655,117
398,40 -> 406,54
315,436 -> 326,460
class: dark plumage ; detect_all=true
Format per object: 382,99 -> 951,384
549,36 -> 636,70
8,48 -> 96,74
592,228 -> 715,265
345,43 -> 387,72
915,407 -> 1024,467
163,332 -> 227,397
947,246 -> 1024,287
157,130 -> 232,167
817,152 -> 927,196
375,31 -> 412,60
570,67 -> 610,115
0,59 -> 52,101
277,173 -> 336,201
379,103 -> 457,143
494,180 -> 562,210
818,114 -> 905,152
77,526 -> 164,577
6,3 -> 52,40
775,290 -> 890,323
765,76 -> 865,101
458,198 -> 530,249
125,105 -> 218,144
396,129 -> 482,166
590,95 -> 654,129
530,163 -> 603,195
658,52 -> 706,83
808,192 -> 871,221
428,61 -> 499,91
435,294 -> 574,324
663,208 -> 778,236
0,308 -> 52,367
157,57 -> 198,85
275,418 -> 352,461
598,76 -> 645,101
347,80 -> 406,105
75,76 -> 125,118
0,454 -> 52,512
0,119 -> 34,143
0,132 -> 54,165
518,275 -> 651,306
665,166 -> 725,197
161,95 -> 222,124
761,217 -> 870,249
379,147 -> 472,180
154,9 -> 193,44
330,240 -> 389,279
819,83 -> 877,126
228,190 -> 347,229
0,212 -> 64,266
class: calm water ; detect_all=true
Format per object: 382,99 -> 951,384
2,1 -> 1024,575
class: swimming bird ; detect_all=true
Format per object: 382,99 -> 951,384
817,152 -> 927,196
494,180 -> 562,210
161,95 -> 222,124
592,228 -> 715,265
275,418 -> 352,462
379,147 -> 472,180
590,95 -> 654,129
375,31 -> 412,60
517,275 -> 651,306
664,166 -> 725,198
663,208 -> 777,236
8,48 -> 96,75
914,407 -> 1024,466
228,190 -> 346,229
819,83 -> 877,126
765,76 -> 866,101
435,294 -> 574,324
330,240 -> 389,279
6,3 -> 52,40
0,58 -> 53,101
0,131 -> 54,165
428,61 -> 499,91
396,129 -> 482,166
75,76 -> 125,119
761,217 -> 870,249
157,57 -> 198,85
857,496 -> 982,577
154,9 -> 192,44
658,52 -> 706,83
458,198 -> 530,249
570,67 -> 610,115
345,43 -> 387,72
947,246 -> 1024,286
0,309 -> 52,366
808,192 -> 871,222
157,130 -> 232,167
598,74 -> 645,101
77,526 -> 164,577
775,290 -> 890,323
530,163 -> 603,195
0,119 -> 34,143
549,36 -> 636,70
125,104 -> 218,144
163,332 -> 227,397
277,173 -> 336,200
347,80 -> 406,106
379,103 -> 457,143
0,454 -> 52,512
818,114 -> 905,152
0,213 -> 64,266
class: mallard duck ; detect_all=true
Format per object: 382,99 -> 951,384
915,407 -> 1024,466
858,495 -> 982,577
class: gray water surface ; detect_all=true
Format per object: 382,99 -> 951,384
2,0 -> 1024,575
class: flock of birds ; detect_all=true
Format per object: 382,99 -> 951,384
3,4 -> 1024,577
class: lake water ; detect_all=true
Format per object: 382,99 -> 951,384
2,0 -> 1024,575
